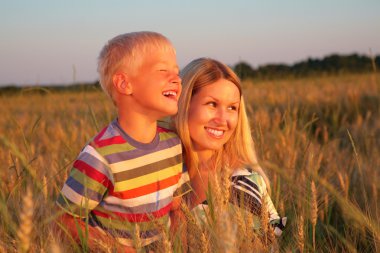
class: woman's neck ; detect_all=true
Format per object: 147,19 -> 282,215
196,150 -> 213,167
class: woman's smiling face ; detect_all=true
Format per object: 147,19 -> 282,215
187,78 -> 240,157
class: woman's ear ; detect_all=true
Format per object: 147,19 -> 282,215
113,73 -> 133,95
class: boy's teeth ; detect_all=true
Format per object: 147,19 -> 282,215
163,91 -> 177,96
206,128 -> 223,137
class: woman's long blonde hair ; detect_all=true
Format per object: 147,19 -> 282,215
173,58 -> 269,187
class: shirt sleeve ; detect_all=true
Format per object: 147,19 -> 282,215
56,144 -> 113,218
258,175 -> 287,237
231,170 -> 286,237
230,171 -> 263,216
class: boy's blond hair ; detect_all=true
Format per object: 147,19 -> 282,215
173,58 -> 270,188
97,31 -> 175,105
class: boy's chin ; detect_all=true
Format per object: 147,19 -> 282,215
164,109 -> 178,117
156,107 -> 178,118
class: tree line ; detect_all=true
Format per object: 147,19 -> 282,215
1,53 -> 379,94
233,53 -> 380,80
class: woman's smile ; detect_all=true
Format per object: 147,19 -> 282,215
188,78 -> 240,153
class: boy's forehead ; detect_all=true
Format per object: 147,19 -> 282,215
141,41 -> 175,53
141,48 -> 178,65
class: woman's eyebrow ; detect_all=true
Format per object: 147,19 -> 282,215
202,95 -> 217,100
203,95 -> 240,104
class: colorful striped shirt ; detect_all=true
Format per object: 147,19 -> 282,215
57,119 -> 189,247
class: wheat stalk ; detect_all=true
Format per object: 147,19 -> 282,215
17,186 -> 33,253
200,227 -> 209,253
180,203 -> 206,253
260,196 -> 269,246
311,181 -> 318,251
160,233 -> 172,253
134,224 -> 142,253
216,169 -> 237,253
337,171 -> 348,199
42,175 -> 48,201
49,238 -> 62,253
297,215 -> 304,253
153,220 -> 172,253
220,165 -> 231,207
324,193 -> 329,221
235,208 -> 247,251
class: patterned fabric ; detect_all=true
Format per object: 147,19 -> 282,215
230,168 -> 286,236
57,119 -> 189,247
192,168 -> 286,237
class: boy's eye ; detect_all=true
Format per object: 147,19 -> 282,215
159,69 -> 167,72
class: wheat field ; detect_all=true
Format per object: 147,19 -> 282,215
0,73 -> 379,252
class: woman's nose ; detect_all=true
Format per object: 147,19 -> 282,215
213,108 -> 228,125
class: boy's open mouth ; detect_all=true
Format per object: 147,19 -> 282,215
162,90 -> 177,99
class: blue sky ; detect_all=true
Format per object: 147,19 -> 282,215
1,0 -> 379,86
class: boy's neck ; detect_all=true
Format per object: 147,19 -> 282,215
117,113 -> 158,144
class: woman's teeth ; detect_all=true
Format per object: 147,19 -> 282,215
206,128 -> 223,137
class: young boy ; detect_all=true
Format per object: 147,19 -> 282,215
56,31 -> 189,251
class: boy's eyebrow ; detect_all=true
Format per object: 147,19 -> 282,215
155,62 -> 179,71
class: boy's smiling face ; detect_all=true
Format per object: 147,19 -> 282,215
126,48 -> 181,119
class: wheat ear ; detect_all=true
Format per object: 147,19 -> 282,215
311,181 -> 318,252
17,186 -> 33,253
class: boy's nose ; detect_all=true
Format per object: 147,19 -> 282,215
170,73 -> 181,85
171,75 -> 182,84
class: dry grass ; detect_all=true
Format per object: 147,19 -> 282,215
0,73 -> 379,252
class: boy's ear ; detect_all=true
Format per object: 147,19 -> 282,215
113,73 -> 133,95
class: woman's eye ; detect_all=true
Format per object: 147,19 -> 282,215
228,105 -> 238,111
206,101 -> 217,107
159,69 -> 167,72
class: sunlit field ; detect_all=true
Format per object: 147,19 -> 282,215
0,73 -> 379,252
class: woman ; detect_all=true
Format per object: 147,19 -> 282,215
173,58 -> 286,250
